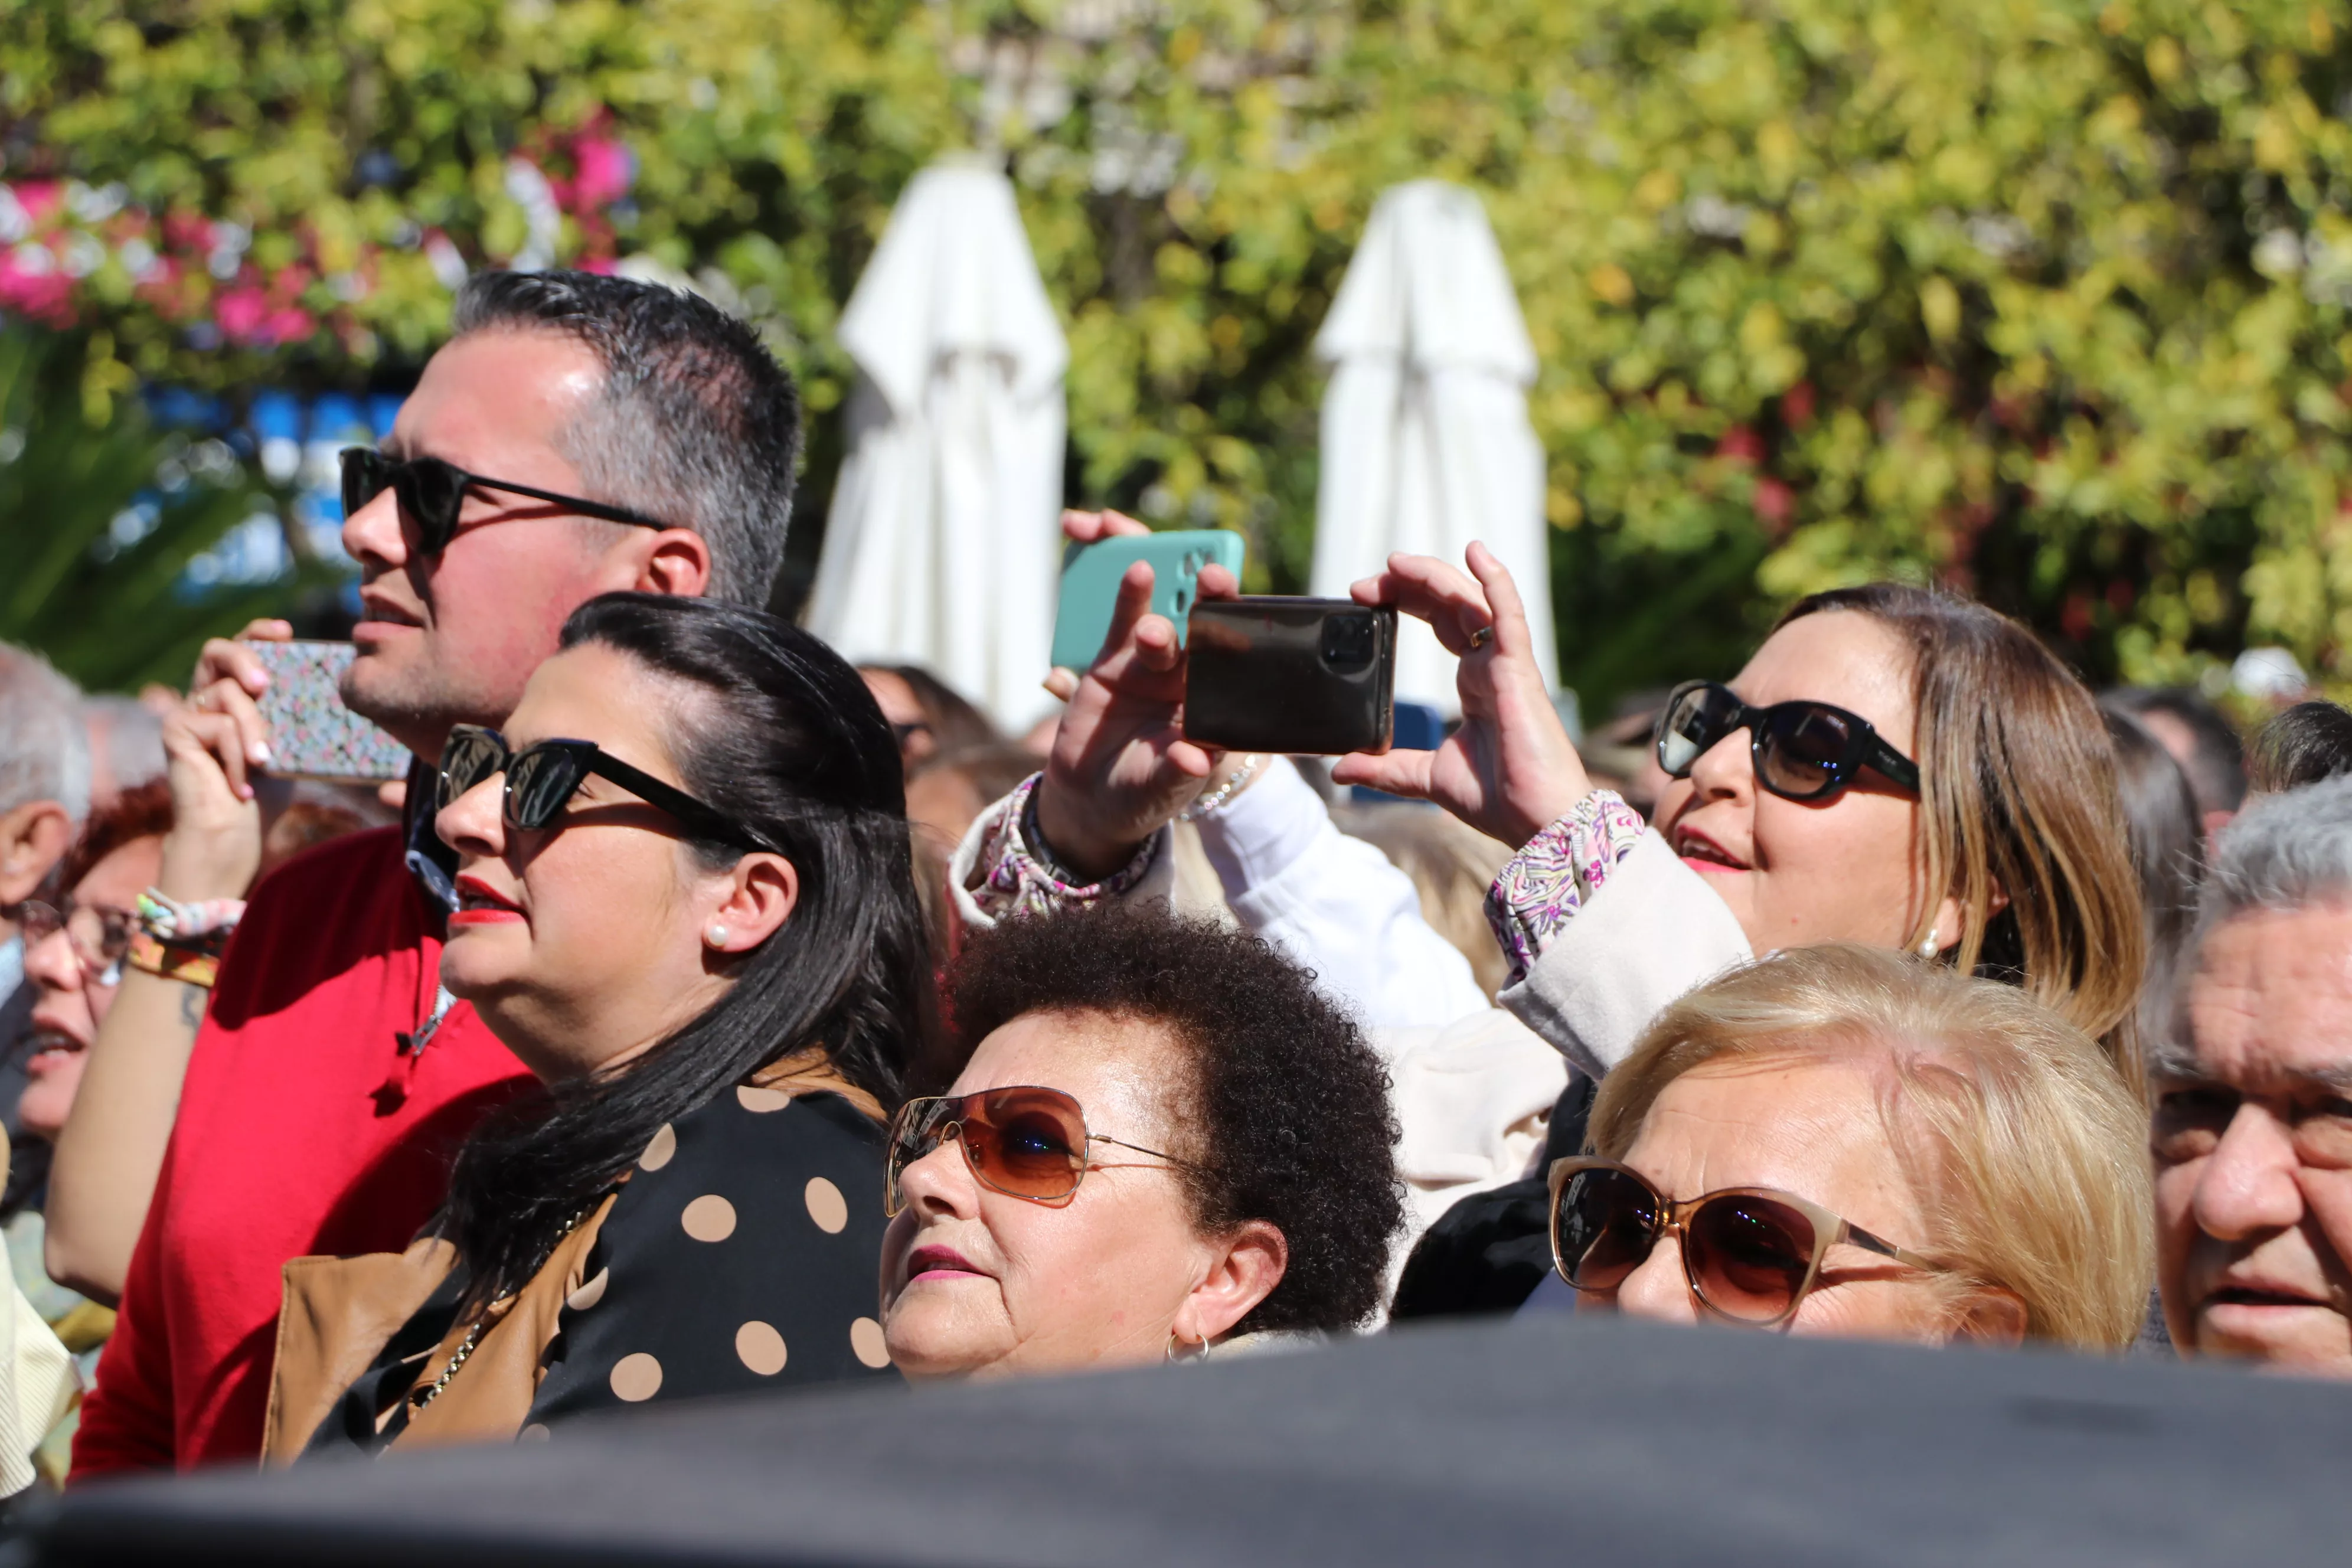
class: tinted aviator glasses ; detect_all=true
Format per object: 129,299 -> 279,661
19,898 -> 132,988
1549,1158 -> 1934,1330
884,1085 -> 1191,1217
1654,679 -> 1920,803
436,724 -> 778,854
339,447 -> 669,557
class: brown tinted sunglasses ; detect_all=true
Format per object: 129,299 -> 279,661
1549,1157 -> 1935,1329
885,1085 -> 1191,1217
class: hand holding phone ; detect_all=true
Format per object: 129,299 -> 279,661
1051,529 -> 1246,673
1030,520 -> 1241,880
1328,543 -> 1590,850
250,642 -> 410,784
1181,599 -> 1398,756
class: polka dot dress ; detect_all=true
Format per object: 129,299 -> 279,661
522,1089 -> 898,1426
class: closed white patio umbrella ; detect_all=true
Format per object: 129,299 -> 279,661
1309,180 -> 1557,713
804,159 -> 1067,731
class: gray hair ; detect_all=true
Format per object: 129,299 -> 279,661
0,643 -> 91,825
2199,773 -> 2352,924
2160,775 -> 2352,1076
451,270 -> 803,606
83,694 -> 167,794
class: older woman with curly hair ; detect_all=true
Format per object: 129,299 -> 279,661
880,906 -> 1403,1376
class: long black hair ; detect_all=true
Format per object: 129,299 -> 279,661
440,592 -> 936,1304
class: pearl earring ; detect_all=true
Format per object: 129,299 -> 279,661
1918,925 -> 1940,958
705,925 -> 730,948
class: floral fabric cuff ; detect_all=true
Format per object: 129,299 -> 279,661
1484,790 -> 1649,989
966,773 -> 1164,922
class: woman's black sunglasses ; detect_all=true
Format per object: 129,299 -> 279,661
1654,680 -> 1920,803
340,447 -> 669,557
437,724 -> 779,854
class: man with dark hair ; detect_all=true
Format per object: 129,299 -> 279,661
449,270 -> 801,607
67,270 -> 803,1474
2105,686 -> 2248,840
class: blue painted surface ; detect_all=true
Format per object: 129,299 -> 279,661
152,387 -> 401,605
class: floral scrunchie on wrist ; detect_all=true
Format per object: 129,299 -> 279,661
966,773 -> 1162,922
1484,789 -> 1648,989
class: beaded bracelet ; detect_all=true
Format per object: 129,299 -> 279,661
1180,754 -> 1263,821
126,888 -> 246,989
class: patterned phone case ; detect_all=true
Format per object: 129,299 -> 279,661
251,641 -> 411,783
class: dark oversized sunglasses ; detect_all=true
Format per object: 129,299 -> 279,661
1654,679 -> 1920,803
437,724 -> 778,854
1549,1158 -> 1933,1330
885,1084 -> 1191,1217
340,447 -> 669,557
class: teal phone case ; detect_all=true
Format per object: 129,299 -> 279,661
1050,530 -> 1246,671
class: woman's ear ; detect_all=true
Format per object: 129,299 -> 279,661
701,852 -> 800,957
1169,1221 -> 1289,1348
1926,878 -> 2010,956
1949,1285 -> 2028,1347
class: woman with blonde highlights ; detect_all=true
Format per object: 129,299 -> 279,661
1337,550 -> 2146,1083
1557,943 -> 2152,1350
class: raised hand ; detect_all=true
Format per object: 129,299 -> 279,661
1031,510 -> 1239,878
155,691 -> 267,905
1330,542 -> 1593,849
183,618 -> 293,798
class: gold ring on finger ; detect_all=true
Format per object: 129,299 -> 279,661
1467,625 -> 1494,651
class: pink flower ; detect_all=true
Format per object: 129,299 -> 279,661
1716,424 -> 1764,465
12,182 -> 61,223
214,285 -> 270,342
0,261 -> 75,325
265,307 -> 315,345
1752,476 -> 1795,531
570,136 -> 633,210
164,212 -> 215,252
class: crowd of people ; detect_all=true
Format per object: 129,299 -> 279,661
0,266 -> 2346,1501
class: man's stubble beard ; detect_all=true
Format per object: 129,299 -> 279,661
342,639 -> 530,766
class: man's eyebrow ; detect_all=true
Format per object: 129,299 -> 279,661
2144,1043 -> 2208,1086
2289,1062 -> 2352,1096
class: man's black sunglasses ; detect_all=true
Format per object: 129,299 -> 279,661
437,724 -> 779,854
1654,680 -> 1920,803
340,447 -> 669,557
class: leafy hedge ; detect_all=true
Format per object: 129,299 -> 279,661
5,0 -> 2348,710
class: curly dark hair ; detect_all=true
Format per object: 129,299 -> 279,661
946,905 -> 1403,1336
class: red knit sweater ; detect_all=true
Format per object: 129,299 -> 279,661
71,827 -> 531,1474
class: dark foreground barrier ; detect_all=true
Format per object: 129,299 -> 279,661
18,1311 -> 2352,1566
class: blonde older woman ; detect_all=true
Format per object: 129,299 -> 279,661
1545,943 -> 2151,1350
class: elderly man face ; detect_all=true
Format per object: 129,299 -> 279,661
2154,900 -> 2352,1374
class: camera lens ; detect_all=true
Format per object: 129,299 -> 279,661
1319,612 -> 1376,671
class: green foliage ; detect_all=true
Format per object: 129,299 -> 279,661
0,327 -> 328,691
8,1 -> 2352,710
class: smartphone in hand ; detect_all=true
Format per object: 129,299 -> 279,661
251,641 -> 411,783
1181,598 -> 1397,756
1050,530 -> 1246,672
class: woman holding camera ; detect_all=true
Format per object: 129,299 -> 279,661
267,594 -> 934,1458
1336,543 -> 2144,1079
1010,518 -> 2141,1074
